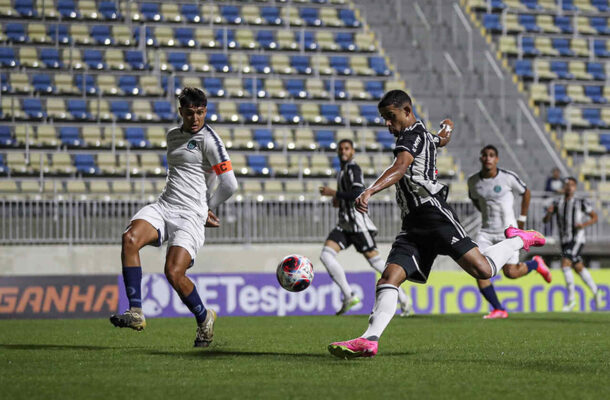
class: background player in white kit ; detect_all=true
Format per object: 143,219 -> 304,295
543,177 -> 603,311
110,88 -> 238,347
468,145 -> 551,319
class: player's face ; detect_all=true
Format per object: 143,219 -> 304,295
180,105 -> 207,133
378,104 -> 413,136
480,149 -> 498,170
337,141 -> 354,162
564,179 -> 576,195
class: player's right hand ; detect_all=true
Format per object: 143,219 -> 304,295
355,190 -> 372,214
205,210 -> 220,228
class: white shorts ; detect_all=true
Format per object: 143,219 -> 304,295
476,231 -> 519,265
130,202 -> 206,261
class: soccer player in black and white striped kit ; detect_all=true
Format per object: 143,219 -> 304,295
319,138 -> 413,316
543,177 -> 602,311
328,90 -> 546,359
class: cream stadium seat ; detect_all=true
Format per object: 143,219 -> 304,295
141,76 -> 164,96
140,154 -> 163,175
499,36 -> 518,55
312,55 -> 333,75
190,52 -> 211,72
350,55 -> 374,76
161,4 -> 182,23
309,154 -> 333,176
294,128 -> 316,150
195,28 -> 217,48
354,153 -> 375,175
232,128 -> 254,149
29,153 -> 50,174
51,153 -> 74,174
37,125 -> 59,146
236,28 -> 258,49
6,152 -> 29,174
219,101 -> 242,123
201,4 -> 223,24
10,73 -> 33,93
242,5 -> 263,25
277,30 -> 298,50
155,26 -> 176,47
567,85 -> 592,104
271,54 -> 294,74
264,78 -> 287,98
281,6 -> 304,26
79,0 -> 99,20
54,74 -> 79,94
14,125 -> 36,146
46,98 -> 70,120
61,48 -> 84,70
98,74 -> 122,95
147,126 -> 167,148
27,24 -> 50,44
70,25 -> 92,45
112,26 -> 132,46
320,7 -> 343,27
306,78 -> 328,99
105,50 -> 127,70
117,154 -> 139,175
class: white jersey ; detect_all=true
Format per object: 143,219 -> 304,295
467,168 -> 527,234
158,124 -> 230,217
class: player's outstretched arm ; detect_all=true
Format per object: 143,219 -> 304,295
436,119 -> 454,148
208,169 -> 238,211
517,188 -> 531,229
355,151 -> 413,213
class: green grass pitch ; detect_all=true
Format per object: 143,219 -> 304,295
1,313 -> 609,399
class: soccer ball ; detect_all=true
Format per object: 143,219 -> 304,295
276,254 -> 314,292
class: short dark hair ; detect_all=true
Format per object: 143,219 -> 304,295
481,145 -> 499,157
178,87 -> 207,108
378,90 -> 412,109
565,176 -> 577,184
337,138 -> 354,148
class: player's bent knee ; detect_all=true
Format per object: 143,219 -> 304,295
164,264 -> 185,286
122,230 -> 139,252
377,264 -> 406,287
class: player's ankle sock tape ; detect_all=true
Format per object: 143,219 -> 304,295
480,285 -> 504,311
122,266 -> 142,309
525,259 -> 538,273
182,286 -> 208,325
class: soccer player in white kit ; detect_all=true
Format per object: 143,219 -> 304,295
468,145 -> 551,319
110,88 -> 238,347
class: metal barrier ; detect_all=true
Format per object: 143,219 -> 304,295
1,195 -> 608,245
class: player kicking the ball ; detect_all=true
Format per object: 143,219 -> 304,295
318,138 -> 413,316
328,90 -> 545,359
110,88 -> 238,347
468,145 -> 551,319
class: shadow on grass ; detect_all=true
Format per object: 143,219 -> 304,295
0,344 -> 128,351
147,348 -> 413,360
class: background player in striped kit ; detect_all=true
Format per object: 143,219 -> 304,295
319,138 -> 413,316
468,145 -> 552,319
543,177 -> 603,311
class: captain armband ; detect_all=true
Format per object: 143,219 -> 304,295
212,160 -> 233,175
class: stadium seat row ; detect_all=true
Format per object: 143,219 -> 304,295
577,155 -> 610,178
0,72 -> 399,101
0,2 -> 360,27
0,47 -> 392,76
0,125 -> 402,151
0,97 -> 392,126
467,0 -> 610,13
1,24 -> 376,52
483,12 -> 610,35
513,59 -> 607,80
500,36 -> 610,58
547,106 -> 610,128
562,130 -> 610,152
529,83 -> 610,104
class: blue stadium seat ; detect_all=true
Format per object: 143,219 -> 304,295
133,26 -> 157,47
125,51 -> 147,70
521,37 -> 539,56
320,104 -> 341,124
550,61 -> 573,79
206,102 -> 219,121
0,154 -> 6,173
361,105 -> 381,124
325,79 -> 346,98
285,79 -> 306,98
48,24 -> 71,44
547,108 -> 566,125
40,48 -> 61,68
253,129 -> 274,148
336,32 -> 355,51
5,23 -> 28,43
99,1 -> 120,20
210,53 -> 231,72
0,126 -> 13,146
247,155 -> 269,175
594,40 -> 610,58
553,39 -> 574,57
0,48 -> 18,67
91,25 -> 113,45
279,104 -> 300,123
23,99 -> 45,120
483,14 -> 502,32
83,50 -> 106,70
239,103 -> 260,122
221,6 -> 241,24
376,131 -> 394,149
300,8 -> 321,26
302,31 -> 317,50
67,99 -> 90,120
591,17 -> 610,35
0,72 -> 10,92
560,0 -> 577,11
339,9 -> 359,27
369,56 -> 390,75
331,56 -> 351,75
521,0 -> 542,10
215,29 -> 237,48
600,132 -> 610,151
74,75 -> 97,95
119,75 -> 139,95
110,101 -> 132,120
141,3 -> 162,22
125,127 -> 149,148
153,101 -> 174,121
519,15 -> 540,32
583,108 -> 605,127
555,16 -> 573,34
585,86 -> 606,103
251,55 -> 271,73
331,156 -> 340,171
74,154 -> 99,175
315,130 -> 335,148
203,78 -> 224,97
15,0 -> 36,18
256,31 -> 276,49
244,78 -> 264,97
588,62 -> 605,80
60,127 -> 82,147
592,0 -> 609,12
161,76 -> 181,95
291,56 -> 311,74
365,81 -> 384,99
57,0 -> 81,19
261,7 -> 281,25
168,52 -> 190,71
175,28 -> 196,47
181,4 -> 201,23
161,154 -> 168,169
553,85 -> 571,104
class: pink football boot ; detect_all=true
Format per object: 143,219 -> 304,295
328,337 -> 378,359
483,309 -> 509,319
533,255 -> 552,283
504,227 -> 546,251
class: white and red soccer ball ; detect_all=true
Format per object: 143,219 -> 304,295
276,254 -> 314,292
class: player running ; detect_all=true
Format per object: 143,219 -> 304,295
468,145 -> 551,319
328,90 -> 545,359
543,177 -> 603,311
110,88 -> 238,347
319,138 -> 413,316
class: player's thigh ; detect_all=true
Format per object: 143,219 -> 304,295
324,227 -> 348,252
457,247 -> 492,279
166,212 -> 205,262
323,240 -> 342,253
348,230 -> 377,255
123,219 -> 160,249
378,263 -> 407,286
387,233 -> 433,284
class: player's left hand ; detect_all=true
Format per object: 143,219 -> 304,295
205,210 -> 220,228
319,186 -> 336,197
355,190 -> 372,213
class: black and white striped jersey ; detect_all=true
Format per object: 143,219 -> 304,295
549,196 -> 593,244
393,121 -> 447,217
336,160 -> 377,233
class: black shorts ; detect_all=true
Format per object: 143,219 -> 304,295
326,227 -> 378,253
561,240 -> 584,263
387,199 -> 477,284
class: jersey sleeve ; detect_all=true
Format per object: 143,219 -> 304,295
581,198 -> 594,214
467,176 -> 479,202
431,134 -> 441,148
393,131 -> 424,158
204,130 -> 232,175
347,164 -> 364,189
507,171 -> 527,195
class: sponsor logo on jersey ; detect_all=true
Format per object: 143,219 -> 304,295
187,140 -> 197,150
494,185 -> 502,193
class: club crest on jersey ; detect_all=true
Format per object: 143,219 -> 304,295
494,185 -> 502,193
187,140 -> 197,150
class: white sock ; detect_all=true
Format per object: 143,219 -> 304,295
577,268 -> 598,294
368,255 -> 411,307
562,267 -> 576,303
320,247 -> 352,299
361,284 -> 398,340
480,237 -> 524,277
